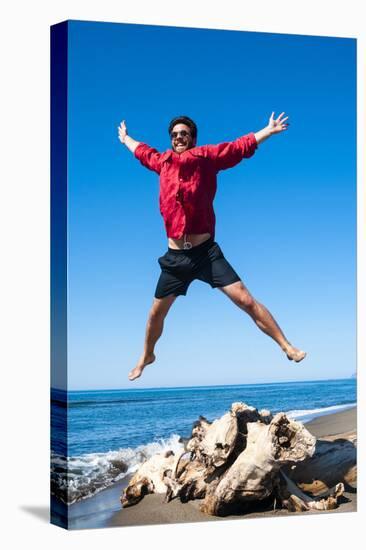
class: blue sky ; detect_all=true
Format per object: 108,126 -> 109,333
65,21 -> 356,390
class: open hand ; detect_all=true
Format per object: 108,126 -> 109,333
268,112 -> 289,134
118,120 -> 128,143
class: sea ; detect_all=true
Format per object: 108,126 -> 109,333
51,378 -> 356,528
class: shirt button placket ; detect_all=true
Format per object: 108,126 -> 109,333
177,168 -> 184,200
177,166 -> 186,234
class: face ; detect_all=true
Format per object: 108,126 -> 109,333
170,123 -> 196,153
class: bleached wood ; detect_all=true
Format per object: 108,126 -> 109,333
121,403 -> 356,517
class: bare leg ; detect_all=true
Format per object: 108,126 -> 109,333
219,281 -> 306,362
128,294 -> 177,381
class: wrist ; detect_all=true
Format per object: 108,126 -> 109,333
265,125 -> 274,137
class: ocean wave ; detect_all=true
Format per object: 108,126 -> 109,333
51,434 -> 184,505
286,402 -> 356,422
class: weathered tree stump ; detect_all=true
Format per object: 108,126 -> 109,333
200,407 -> 316,515
121,402 -> 356,516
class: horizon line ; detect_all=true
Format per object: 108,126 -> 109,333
52,374 -> 356,393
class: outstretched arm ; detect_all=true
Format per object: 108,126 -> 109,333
118,120 -> 162,174
199,112 -> 288,172
254,112 -> 289,145
118,120 -> 140,154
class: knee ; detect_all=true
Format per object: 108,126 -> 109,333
149,304 -> 166,322
237,292 -> 256,312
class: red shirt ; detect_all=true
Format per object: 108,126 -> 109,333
134,133 -> 257,239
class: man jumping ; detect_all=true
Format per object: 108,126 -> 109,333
118,113 -> 306,381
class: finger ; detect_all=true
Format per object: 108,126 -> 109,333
270,111 -> 275,120
281,116 -> 289,123
273,124 -> 288,133
276,112 -> 285,121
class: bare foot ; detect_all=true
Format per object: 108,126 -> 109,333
285,345 -> 307,363
128,352 -> 156,381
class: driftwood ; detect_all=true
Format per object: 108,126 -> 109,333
282,432 -> 357,495
121,450 -> 179,507
277,471 -> 345,512
121,402 -> 356,516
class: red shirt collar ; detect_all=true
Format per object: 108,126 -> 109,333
160,147 -> 203,162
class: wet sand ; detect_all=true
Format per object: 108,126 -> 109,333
108,407 -> 357,529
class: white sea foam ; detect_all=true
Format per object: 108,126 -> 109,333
286,402 -> 356,423
51,433 -> 184,505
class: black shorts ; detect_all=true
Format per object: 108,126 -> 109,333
155,238 -> 241,299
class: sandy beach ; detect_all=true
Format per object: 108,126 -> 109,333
107,407 -> 357,529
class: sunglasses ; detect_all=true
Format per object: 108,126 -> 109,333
170,130 -> 191,139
